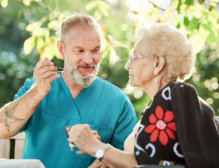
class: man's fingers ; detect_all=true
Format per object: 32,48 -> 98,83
35,59 -> 54,70
38,70 -> 57,79
76,150 -> 88,154
44,57 -> 49,61
45,74 -> 60,83
88,159 -> 102,168
34,61 -> 58,84
38,65 -> 57,73
32,58 -> 59,97
91,130 -> 98,135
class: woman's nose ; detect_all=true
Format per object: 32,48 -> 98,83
125,60 -> 131,70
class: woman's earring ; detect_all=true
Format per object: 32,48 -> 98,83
153,75 -> 158,93
154,76 -> 157,84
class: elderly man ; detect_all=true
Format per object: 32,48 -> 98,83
0,13 -> 137,168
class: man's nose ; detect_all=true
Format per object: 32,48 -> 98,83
83,52 -> 93,64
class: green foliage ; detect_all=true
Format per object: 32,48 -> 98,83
86,0 -> 110,20
0,52 -> 38,106
0,0 -> 218,117
0,0 -> 8,8
187,43 -> 219,115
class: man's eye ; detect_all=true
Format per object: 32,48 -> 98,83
75,50 -> 84,53
93,49 -> 100,53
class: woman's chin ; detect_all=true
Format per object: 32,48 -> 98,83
129,80 -> 137,87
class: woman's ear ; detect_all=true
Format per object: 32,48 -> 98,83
154,56 -> 166,76
57,41 -> 65,60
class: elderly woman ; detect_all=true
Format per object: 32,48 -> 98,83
68,23 -> 219,168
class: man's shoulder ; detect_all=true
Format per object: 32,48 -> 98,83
95,77 -> 127,97
96,77 -> 123,91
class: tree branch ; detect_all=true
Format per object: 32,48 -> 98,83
33,1 -> 53,13
148,0 -> 165,11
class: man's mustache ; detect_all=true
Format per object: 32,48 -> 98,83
77,64 -> 96,68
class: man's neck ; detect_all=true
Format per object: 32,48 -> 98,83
61,71 -> 84,99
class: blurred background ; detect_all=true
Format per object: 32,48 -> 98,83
0,0 -> 219,119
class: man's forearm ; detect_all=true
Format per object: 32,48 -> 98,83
0,85 -> 44,138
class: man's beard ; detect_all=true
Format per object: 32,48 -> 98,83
66,63 -> 99,88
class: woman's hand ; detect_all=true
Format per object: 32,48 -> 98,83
124,122 -> 140,153
76,130 -> 101,154
68,124 -> 104,157
124,132 -> 135,153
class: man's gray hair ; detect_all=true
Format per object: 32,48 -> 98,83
60,13 -> 101,41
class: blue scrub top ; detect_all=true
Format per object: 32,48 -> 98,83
14,74 -> 138,168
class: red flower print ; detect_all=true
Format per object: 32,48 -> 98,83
144,106 -> 176,146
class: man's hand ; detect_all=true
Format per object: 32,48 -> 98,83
33,57 -> 60,98
88,159 -> 109,168
0,58 -> 59,138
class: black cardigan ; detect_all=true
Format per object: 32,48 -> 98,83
171,82 -> 219,167
134,81 -> 219,168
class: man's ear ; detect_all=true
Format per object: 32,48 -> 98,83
154,56 -> 166,76
57,41 -> 64,60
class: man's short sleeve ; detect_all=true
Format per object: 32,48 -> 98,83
110,94 -> 138,149
14,77 -> 35,100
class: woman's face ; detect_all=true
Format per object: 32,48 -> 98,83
125,39 -> 156,88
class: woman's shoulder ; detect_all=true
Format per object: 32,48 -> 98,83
153,81 -> 197,102
168,81 -> 198,96
168,81 -> 195,89
169,81 -> 214,113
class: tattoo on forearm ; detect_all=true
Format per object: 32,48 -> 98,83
0,103 -> 24,132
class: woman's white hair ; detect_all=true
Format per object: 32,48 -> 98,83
136,23 -> 196,81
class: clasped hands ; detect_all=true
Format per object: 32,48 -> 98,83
67,124 -> 109,167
